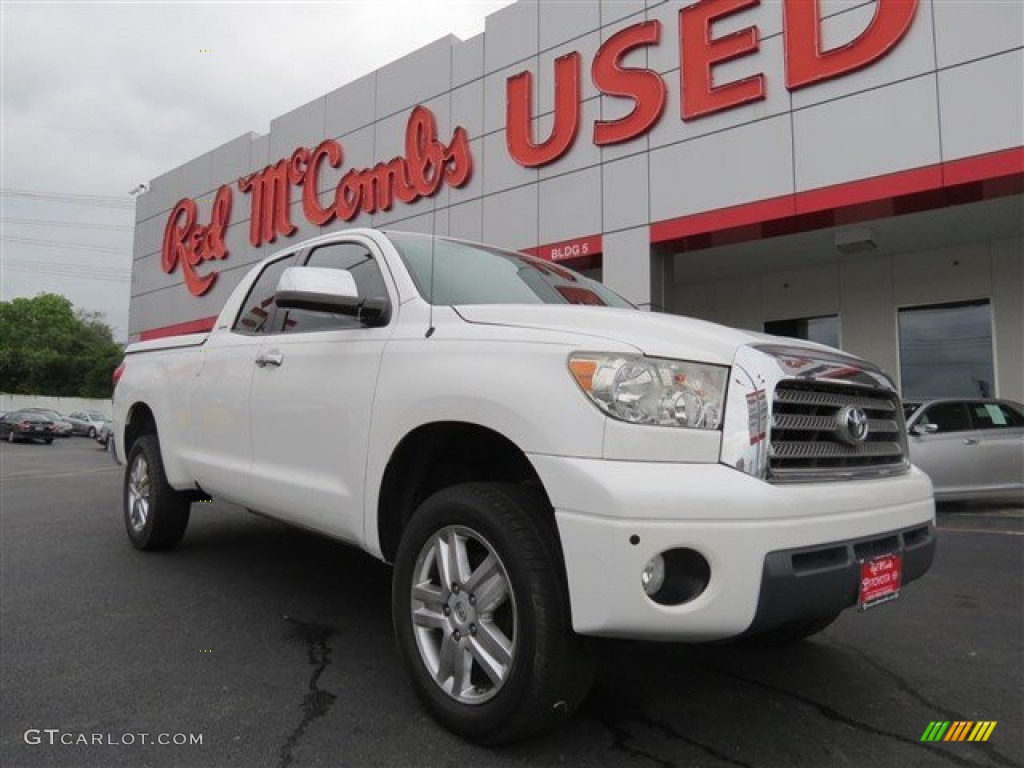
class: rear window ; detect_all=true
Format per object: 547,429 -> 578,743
16,413 -> 48,422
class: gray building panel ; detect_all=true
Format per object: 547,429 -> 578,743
451,79 -> 485,140
601,0 -> 646,27
324,73 -> 377,139
448,136 -> 485,206
539,0 -> 600,52
452,33 -> 484,88
649,114 -> 794,222
375,36 -> 456,118
269,96 -> 327,160
482,129 -> 538,196
483,1 -> 539,74
793,75 -> 940,192
212,133 -> 259,188
933,0 -> 1024,68
538,166 -> 602,245
482,184 -> 538,250
448,199 -> 484,242
602,152 -> 650,233
938,50 -> 1024,162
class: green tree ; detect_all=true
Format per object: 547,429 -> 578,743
0,294 -> 123,397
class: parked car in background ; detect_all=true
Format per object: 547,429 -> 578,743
1,411 -> 57,444
66,411 -> 110,438
905,399 -> 1024,502
20,408 -> 74,437
96,420 -> 115,451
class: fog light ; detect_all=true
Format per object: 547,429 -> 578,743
643,548 -> 711,606
641,555 -> 666,596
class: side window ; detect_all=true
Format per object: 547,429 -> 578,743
232,256 -> 294,335
918,402 -> 972,433
971,402 -> 1024,429
279,242 -> 389,333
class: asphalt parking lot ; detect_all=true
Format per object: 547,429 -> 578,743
1,438 -> 1021,768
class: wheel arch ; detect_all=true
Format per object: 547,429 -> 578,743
123,401 -> 158,456
376,421 -> 557,565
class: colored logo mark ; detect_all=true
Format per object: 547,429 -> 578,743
921,721 -> 997,742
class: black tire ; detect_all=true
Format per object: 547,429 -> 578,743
392,482 -> 593,745
87,426 -> 96,439
43,438 -> 53,445
746,612 -> 840,644
123,435 -> 191,551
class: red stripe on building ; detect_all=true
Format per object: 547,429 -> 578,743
138,316 -> 218,341
651,146 -> 1024,251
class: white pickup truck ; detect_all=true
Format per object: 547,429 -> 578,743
114,229 -> 936,743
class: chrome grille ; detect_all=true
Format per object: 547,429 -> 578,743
768,381 -> 909,482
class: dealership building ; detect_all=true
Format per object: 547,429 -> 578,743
131,0 -> 1023,402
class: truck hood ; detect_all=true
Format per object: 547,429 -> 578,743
454,305 -> 780,366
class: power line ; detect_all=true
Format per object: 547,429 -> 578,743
1,188 -> 135,210
5,255 -> 130,275
2,121 -> 223,142
1,216 -> 133,232
1,235 -> 128,256
3,263 -> 131,283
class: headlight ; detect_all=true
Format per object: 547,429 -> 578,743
568,353 -> 727,429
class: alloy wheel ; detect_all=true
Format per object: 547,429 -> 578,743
409,525 -> 517,705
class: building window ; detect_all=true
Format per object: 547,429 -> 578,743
764,315 -> 840,349
898,300 -> 994,399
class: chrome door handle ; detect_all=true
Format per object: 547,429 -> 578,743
962,438 -> 979,445
255,351 -> 284,368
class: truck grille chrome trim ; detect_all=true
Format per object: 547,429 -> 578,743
721,345 -> 911,483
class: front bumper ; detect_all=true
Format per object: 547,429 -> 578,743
530,455 -> 935,641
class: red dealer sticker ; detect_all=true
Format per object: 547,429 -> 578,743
858,553 -> 902,611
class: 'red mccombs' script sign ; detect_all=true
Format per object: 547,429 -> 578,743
161,105 -> 472,296
163,0 -> 919,297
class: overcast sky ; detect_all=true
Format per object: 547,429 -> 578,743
0,0 -> 513,341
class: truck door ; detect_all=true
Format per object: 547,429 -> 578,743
248,237 -> 396,544
189,253 -> 296,503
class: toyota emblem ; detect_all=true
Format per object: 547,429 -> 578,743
838,406 -> 870,445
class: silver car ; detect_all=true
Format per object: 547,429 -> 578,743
66,411 -> 110,438
905,399 -> 1024,502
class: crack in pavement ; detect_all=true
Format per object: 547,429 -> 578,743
823,636 -> 1019,768
278,617 -> 339,768
709,665 -> 998,768
586,693 -> 757,768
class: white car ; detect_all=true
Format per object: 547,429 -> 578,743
113,230 -> 935,743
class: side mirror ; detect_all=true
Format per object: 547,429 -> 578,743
275,266 -> 390,326
911,423 -> 939,436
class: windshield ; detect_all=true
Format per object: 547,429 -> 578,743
386,233 -> 633,309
